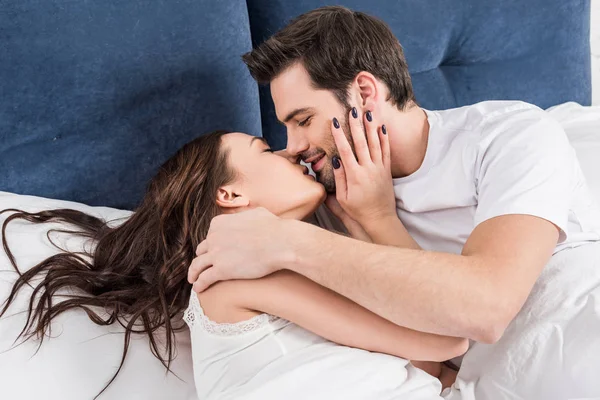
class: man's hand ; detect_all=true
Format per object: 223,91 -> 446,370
331,108 -> 397,233
188,208 -> 290,292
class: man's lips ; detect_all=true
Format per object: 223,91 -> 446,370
303,153 -> 323,164
305,153 -> 326,172
312,155 -> 327,172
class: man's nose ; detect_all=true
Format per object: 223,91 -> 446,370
286,132 -> 310,158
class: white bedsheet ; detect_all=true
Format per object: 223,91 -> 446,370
444,242 -> 600,400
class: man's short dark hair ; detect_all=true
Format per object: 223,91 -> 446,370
242,6 -> 415,110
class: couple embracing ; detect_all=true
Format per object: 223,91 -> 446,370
4,6 -> 600,400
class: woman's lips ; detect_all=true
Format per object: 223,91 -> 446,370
311,154 -> 327,172
300,165 -> 315,180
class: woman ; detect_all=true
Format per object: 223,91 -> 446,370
1,130 -> 465,399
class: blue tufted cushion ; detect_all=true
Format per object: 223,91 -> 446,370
247,0 -> 592,150
0,0 -> 261,209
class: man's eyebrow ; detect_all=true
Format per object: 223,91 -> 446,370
249,136 -> 268,147
283,107 -> 314,124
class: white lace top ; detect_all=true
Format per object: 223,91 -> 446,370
183,293 -> 280,336
183,290 -> 442,400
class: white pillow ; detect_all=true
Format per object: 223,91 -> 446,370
0,192 -> 197,400
547,102 -> 600,206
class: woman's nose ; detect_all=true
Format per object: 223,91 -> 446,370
274,149 -> 299,163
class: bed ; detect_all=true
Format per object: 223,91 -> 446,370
0,1 -> 598,399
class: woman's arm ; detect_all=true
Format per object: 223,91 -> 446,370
201,270 -> 468,362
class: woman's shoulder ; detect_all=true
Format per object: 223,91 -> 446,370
188,280 -> 262,326
184,271 -> 311,335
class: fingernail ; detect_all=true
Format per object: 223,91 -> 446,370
366,111 -> 373,122
351,107 -> 358,119
382,125 -> 387,135
332,156 -> 341,169
333,117 -> 340,129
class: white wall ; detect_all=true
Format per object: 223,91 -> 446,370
592,0 -> 599,105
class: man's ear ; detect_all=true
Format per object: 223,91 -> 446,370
355,71 -> 379,110
216,185 -> 250,209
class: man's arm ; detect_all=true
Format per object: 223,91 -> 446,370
280,213 -> 559,343
288,106 -> 565,342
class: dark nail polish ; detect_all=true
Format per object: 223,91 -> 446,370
332,156 -> 341,169
382,125 -> 387,135
366,111 -> 373,122
333,117 -> 340,129
351,107 -> 358,119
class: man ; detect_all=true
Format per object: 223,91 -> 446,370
189,6 -> 600,398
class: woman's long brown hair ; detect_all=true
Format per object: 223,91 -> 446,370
0,130 -> 236,398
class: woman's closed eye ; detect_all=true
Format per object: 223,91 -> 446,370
263,148 -> 275,153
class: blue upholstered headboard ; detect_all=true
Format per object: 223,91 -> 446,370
0,0 -> 591,209
0,1 -> 262,209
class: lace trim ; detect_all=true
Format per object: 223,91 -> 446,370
183,292 -> 278,336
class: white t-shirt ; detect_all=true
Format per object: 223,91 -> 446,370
393,101 -> 600,254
